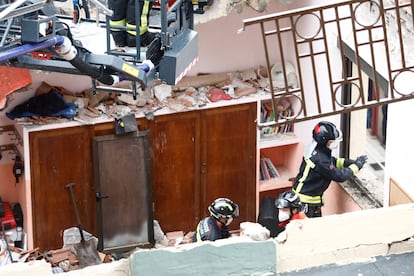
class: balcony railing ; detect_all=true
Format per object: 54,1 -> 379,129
243,0 -> 414,127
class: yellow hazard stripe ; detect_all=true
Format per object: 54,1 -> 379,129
140,0 -> 150,34
122,63 -> 139,78
126,0 -> 151,36
195,222 -> 202,242
293,158 -> 322,204
110,19 -> 126,32
349,163 -> 359,175
295,158 -> 315,193
293,190 -> 323,204
336,158 -> 345,168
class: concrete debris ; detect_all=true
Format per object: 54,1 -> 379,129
246,0 -> 269,12
153,220 -> 167,247
153,84 -> 172,102
240,221 -> 270,241
235,87 -> 258,98
173,73 -> 230,90
162,231 -> 195,247
9,66 -> 282,125
117,91 -> 145,106
238,68 -> 257,81
85,89 -> 112,107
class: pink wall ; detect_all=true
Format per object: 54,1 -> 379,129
192,1 -> 312,75
0,163 -> 21,202
323,182 -> 362,215
1,162 -> 32,248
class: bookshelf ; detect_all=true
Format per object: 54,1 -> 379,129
259,133 -> 303,191
257,128 -> 304,210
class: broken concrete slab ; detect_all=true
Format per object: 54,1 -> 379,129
0,260 -> 53,276
276,203 -> 414,273
4,204 -> 414,275
129,237 -> 276,276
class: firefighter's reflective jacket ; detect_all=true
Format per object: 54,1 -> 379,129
293,144 -> 357,205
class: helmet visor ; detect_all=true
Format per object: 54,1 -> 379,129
333,127 -> 343,142
231,203 -> 239,217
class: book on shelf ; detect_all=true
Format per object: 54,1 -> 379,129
260,157 -> 271,180
260,100 -> 295,137
263,156 -> 280,177
260,102 -> 278,137
259,156 -> 280,181
278,108 -> 294,134
259,165 -> 264,181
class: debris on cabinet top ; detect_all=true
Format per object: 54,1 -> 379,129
7,65 -> 292,126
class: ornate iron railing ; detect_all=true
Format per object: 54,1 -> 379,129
243,0 -> 414,127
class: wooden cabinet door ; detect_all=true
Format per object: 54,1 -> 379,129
201,103 -> 257,229
30,126 -> 95,251
150,111 -> 201,233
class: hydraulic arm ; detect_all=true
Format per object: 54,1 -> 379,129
0,0 -> 206,92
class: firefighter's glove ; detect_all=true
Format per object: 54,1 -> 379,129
355,155 -> 368,169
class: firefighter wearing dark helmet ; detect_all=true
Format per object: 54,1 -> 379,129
193,198 -> 239,242
292,121 -> 367,218
276,191 -> 306,228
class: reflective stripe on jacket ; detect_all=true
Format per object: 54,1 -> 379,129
292,144 -> 357,204
193,216 -> 230,242
108,0 -> 151,35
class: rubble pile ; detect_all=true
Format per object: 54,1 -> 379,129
1,219 -> 195,272
7,67 -> 288,125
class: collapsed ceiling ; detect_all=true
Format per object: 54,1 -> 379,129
194,0 -> 292,24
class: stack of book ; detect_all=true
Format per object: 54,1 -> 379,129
260,100 -> 294,137
259,156 -> 280,181
260,102 -> 277,137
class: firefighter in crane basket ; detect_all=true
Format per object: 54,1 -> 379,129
108,0 -> 155,48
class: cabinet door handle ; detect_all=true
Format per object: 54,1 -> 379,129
96,192 -> 109,201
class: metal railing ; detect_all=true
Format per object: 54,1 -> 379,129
243,0 -> 414,127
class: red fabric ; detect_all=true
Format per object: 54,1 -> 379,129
292,212 -> 307,220
153,0 -> 175,8
278,212 -> 306,227
206,88 -> 232,102
1,202 -> 17,230
0,66 -> 32,110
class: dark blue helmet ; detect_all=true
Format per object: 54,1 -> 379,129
312,121 -> 342,145
276,191 -> 302,209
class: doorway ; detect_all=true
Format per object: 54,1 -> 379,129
341,58 -> 385,207
92,132 -> 154,252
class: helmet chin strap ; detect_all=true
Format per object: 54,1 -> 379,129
217,216 -> 233,226
224,217 -> 233,226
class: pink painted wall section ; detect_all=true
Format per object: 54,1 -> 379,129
0,163 -> 32,248
323,182 -> 362,215
0,163 -> 21,202
192,1 -> 311,75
